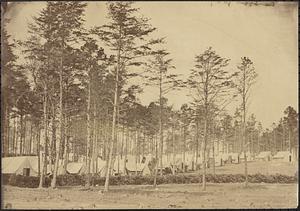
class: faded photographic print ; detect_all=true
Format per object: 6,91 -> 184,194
1,1 -> 298,209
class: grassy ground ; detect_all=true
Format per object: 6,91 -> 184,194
2,161 -> 298,209
188,160 -> 298,176
2,183 -> 298,209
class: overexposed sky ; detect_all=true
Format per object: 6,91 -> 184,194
4,1 -> 298,128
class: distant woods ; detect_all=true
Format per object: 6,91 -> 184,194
1,2 -> 298,191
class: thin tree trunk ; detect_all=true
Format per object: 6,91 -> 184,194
142,129 -> 145,158
50,110 -> 56,173
1,102 -> 6,156
153,135 -> 155,158
86,74 -> 92,187
63,115 -> 69,174
135,130 -> 138,175
103,118 -> 107,161
257,132 -> 259,153
212,131 -> 215,176
195,120 -> 199,171
251,132 -> 253,154
104,83 -> 118,191
20,115 -> 23,156
288,129 -> 291,153
4,106 -> 10,156
39,86 -> 48,188
172,119 -> 176,175
95,121 -> 99,174
281,126 -> 284,151
12,117 -> 16,156
92,103 -> 97,185
183,125 -> 186,173
24,118 -> 27,155
234,127 -> 236,153
242,70 -> 248,187
153,133 -> 159,188
154,69 -> 164,186
15,116 -> 19,156
202,67 -> 209,191
25,117 -> 28,155
7,111 -> 11,155
243,133 -> 248,187
117,107 -> 120,175
273,129 -> 276,152
211,121 -> 216,176
72,142 -> 75,162
160,131 -> 163,176
121,122 -> 124,159
17,116 -> 20,156
202,111 -> 207,190
51,52 -> 63,189
137,129 -> 140,163
104,36 -> 120,191
8,117 -> 12,155
29,121 -> 33,155
123,126 -> 128,174
128,129 -> 131,156
37,125 -> 41,177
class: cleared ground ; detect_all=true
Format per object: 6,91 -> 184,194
2,183 -> 298,209
2,161 -> 298,209
189,160 -> 298,176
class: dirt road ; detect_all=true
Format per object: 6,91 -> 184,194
2,183 -> 298,209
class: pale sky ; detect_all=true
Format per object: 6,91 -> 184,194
4,1 -> 298,128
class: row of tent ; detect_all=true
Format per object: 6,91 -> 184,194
2,156 -> 47,177
256,150 -> 293,162
160,150 -> 293,171
210,151 -> 293,164
213,151 -> 293,163
1,151 -> 293,177
1,155 -> 153,177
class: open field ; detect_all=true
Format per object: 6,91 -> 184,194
2,160 -> 298,209
189,160 -> 298,176
2,183 -> 298,209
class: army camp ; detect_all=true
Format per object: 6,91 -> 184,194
1,1 -> 298,209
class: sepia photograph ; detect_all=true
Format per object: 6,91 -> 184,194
1,1 -> 298,209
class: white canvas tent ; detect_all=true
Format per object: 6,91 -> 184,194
273,151 -> 291,162
67,162 -> 86,174
172,156 -> 183,172
112,156 -> 126,175
228,153 -> 240,164
2,156 -> 39,176
207,152 -> 223,167
160,154 -> 175,171
171,153 -> 193,171
185,153 -> 195,171
291,147 -> 298,162
162,155 -> 171,168
217,153 -> 229,163
239,152 -> 254,162
173,154 -> 183,165
29,156 -> 52,175
212,155 -> 224,167
125,156 -> 151,176
57,157 -> 110,176
82,158 -> 109,177
96,158 -> 107,176
57,162 -> 86,175
256,151 -> 272,161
